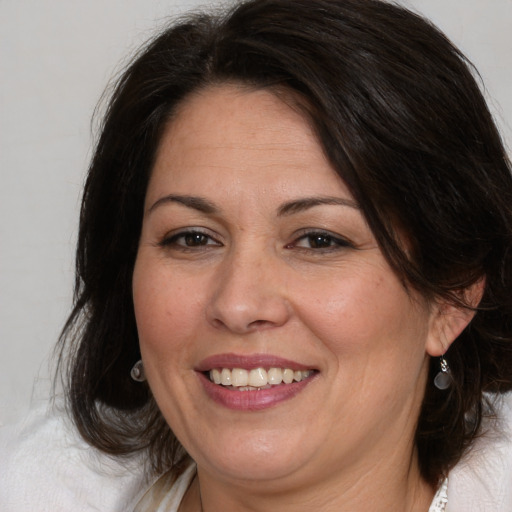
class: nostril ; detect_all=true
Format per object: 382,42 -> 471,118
247,319 -> 269,330
210,318 -> 226,329
209,317 -> 270,332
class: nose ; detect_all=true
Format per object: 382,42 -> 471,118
206,247 -> 291,334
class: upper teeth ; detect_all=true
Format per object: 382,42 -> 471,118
209,367 -> 313,388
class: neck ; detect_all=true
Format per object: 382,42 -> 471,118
181,455 -> 435,512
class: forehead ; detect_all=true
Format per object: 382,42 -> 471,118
147,84 -> 351,205
159,84 -> 321,163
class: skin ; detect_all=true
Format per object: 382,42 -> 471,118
132,84 -> 473,511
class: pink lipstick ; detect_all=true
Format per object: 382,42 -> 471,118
196,353 -> 318,411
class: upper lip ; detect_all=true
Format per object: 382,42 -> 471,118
195,353 -> 315,372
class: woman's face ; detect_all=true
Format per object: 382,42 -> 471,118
133,85 -> 439,489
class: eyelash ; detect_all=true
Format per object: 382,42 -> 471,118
158,229 -> 222,250
287,230 -> 353,252
158,229 -> 353,252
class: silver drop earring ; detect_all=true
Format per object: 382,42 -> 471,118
434,356 -> 452,390
130,360 -> 146,382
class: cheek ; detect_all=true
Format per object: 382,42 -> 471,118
132,258 -> 201,360
296,269 -> 429,368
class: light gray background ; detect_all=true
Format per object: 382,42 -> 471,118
1,0 -> 511,426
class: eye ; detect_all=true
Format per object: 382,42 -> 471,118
288,230 -> 352,251
159,229 -> 221,249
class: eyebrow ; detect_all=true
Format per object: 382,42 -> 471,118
277,196 -> 360,216
147,194 -> 359,217
148,194 -> 219,215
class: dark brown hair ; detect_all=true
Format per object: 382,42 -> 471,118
59,0 -> 512,486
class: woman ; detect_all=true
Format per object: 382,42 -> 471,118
2,0 -> 511,510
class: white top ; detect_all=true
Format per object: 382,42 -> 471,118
1,394 -> 511,511
0,400 -> 147,511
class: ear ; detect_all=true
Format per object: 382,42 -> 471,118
426,277 -> 485,357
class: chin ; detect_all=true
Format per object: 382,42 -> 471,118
192,428 -> 314,483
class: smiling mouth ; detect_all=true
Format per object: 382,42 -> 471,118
207,367 -> 316,391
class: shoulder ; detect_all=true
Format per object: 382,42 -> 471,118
448,392 -> 512,511
0,399 -> 147,512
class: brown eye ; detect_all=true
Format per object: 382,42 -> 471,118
307,234 -> 335,248
159,230 -> 221,249
183,233 -> 210,246
292,231 -> 351,250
